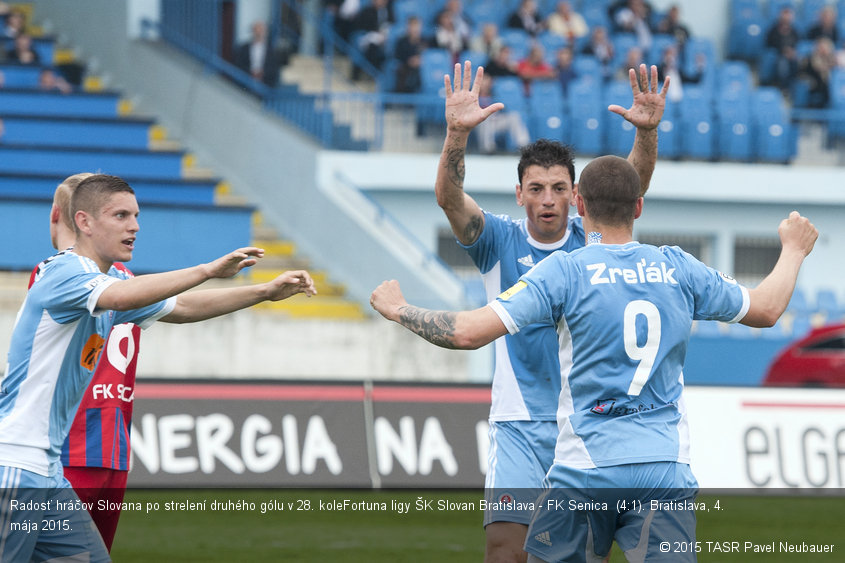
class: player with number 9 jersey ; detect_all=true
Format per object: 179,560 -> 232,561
491,242 -> 748,470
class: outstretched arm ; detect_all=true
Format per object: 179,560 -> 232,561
608,64 -> 669,196
162,270 -> 316,323
96,247 -> 264,311
370,279 -> 506,349
436,61 -> 504,246
742,212 -> 818,327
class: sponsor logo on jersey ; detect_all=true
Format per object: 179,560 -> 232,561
587,259 -> 678,286
517,255 -> 535,268
498,281 -> 527,300
84,274 -> 112,291
80,333 -> 106,371
718,271 -> 737,284
590,398 -> 659,417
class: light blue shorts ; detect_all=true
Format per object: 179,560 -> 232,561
0,465 -> 110,562
483,420 -> 557,526
524,461 -> 699,563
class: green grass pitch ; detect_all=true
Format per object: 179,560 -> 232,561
110,490 -> 845,562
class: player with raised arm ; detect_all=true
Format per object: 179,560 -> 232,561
0,174 -> 315,562
372,155 -> 817,562
435,60 -> 668,562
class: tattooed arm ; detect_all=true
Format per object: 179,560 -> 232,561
371,280 -> 507,349
436,61 -> 503,245
608,64 -> 669,197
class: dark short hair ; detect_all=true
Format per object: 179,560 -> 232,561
517,139 -> 576,185
70,174 -> 135,233
577,155 -> 640,227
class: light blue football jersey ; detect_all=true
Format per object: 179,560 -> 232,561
0,250 -> 175,476
463,211 -> 585,421
490,242 -> 749,468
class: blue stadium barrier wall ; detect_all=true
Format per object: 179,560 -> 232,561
0,197 -> 253,273
0,173 -> 218,206
0,115 -> 154,150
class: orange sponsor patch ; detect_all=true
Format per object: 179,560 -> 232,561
80,333 -> 106,371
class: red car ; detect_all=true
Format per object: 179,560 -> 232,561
763,323 -> 845,387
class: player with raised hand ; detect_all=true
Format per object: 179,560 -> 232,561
373,156 -> 817,563
434,60 -> 668,562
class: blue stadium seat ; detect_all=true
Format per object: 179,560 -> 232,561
611,33 -> 639,71
581,6 -> 610,30
816,289 -> 845,321
0,115 -> 154,150
458,50 -> 488,69
500,28 -> 532,61
717,60 -> 753,94
828,69 -> 845,139
466,3 -> 508,28
751,87 -> 796,162
678,85 -> 715,160
603,80 -> 636,155
682,37 -> 716,82
656,104 -> 681,159
798,0 -> 828,34
572,55 -> 601,78
648,34 -> 677,67
393,0 -> 425,29
566,78 -> 604,154
730,0 -> 763,22
420,48 -> 452,93
727,0 -> 766,62
492,75 -> 527,113
789,314 -> 813,338
538,32 -> 568,56
787,288 -> 813,316
528,81 -> 567,142
766,0 -> 798,24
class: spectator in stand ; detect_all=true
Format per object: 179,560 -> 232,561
806,5 -> 838,45
517,43 -> 556,91
582,25 -> 615,80
613,0 -> 654,50
6,33 -> 39,64
394,15 -> 427,93
656,4 -> 691,50
443,0 -> 473,47
234,21 -> 284,87
39,68 -> 73,94
2,8 -> 24,38
507,0 -> 544,37
616,45 -> 644,81
476,74 -> 531,154
354,0 -> 393,78
555,45 -> 578,95
546,1 -> 589,44
657,44 -> 702,102
435,8 -> 467,61
325,0 -> 361,43
766,7 -> 800,92
484,44 -> 520,77
469,22 -> 504,59
800,37 -> 839,108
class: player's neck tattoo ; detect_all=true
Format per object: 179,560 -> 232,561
397,306 -> 458,349
588,231 -> 603,244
